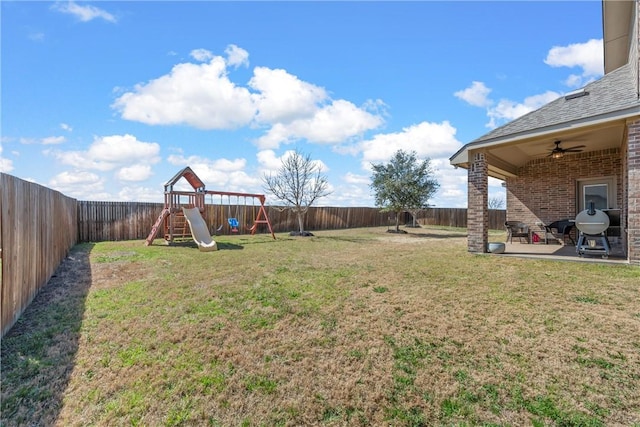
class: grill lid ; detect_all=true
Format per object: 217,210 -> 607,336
575,202 -> 609,235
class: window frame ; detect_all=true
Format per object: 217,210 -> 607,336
577,177 -> 616,212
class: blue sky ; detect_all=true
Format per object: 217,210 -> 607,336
1,1 -> 604,207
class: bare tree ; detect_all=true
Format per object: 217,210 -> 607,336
488,196 -> 505,209
263,150 -> 331,235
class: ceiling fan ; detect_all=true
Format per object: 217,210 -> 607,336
547,140 -> 585,159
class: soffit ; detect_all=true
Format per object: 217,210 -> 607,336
459,122 -> 626,180
603,0 -> 633,73
489,123 -> 624,166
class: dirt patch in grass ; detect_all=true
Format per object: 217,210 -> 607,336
2,227 -> 640,426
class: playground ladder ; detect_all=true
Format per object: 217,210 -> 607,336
168,211 -> 192,241
145,208 -> 169,246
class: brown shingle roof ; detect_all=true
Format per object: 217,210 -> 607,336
472,63 -> 639,145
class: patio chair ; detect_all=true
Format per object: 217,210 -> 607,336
543,219 -> 575,245
505,221 -> 530,243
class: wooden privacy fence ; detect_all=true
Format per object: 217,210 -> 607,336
419,208 -> 506,230
76,202 -> 506,242
1,173 -> 77,337
1,180 -> 505,337
77,201 -> 164,242
78,202 -> 391,242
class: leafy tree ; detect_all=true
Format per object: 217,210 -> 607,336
370,150 -> 440,232
263,150 -> 331,235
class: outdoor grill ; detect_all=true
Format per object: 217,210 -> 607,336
575,202 -> 611,258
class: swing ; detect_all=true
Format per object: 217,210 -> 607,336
211,194 -> 224,234
246,196 -> 258,232
228,196 -> 239,233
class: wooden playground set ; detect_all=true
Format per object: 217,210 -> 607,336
145,167 -> 275,247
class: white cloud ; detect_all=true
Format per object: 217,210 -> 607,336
332,156 -> 466,208
320,182 -> 371,207
116,164 -> 153,182
486,91 -> 560,129
0,144 -> 14,173
167,153 -> 260,191
47,134 -> 160,171
113,55 -> 256,130
430,160 -> 468,208
190,48 -> 215,62
250,67 -> 328,124
191,45 -> 248,67
50,169 -> 99,186
359,121 -> 462,166
225,44 -> 249,68
114,47 -> 384,150
257,154 -> 373,206
49,170 -> 106,199
544,38 -> 604,86
256,149 -> 283,171
255,100 -> 384,149
255,124 -> 292,150
90,135 -> 159,163
343,172 -> 370,185
60,123 -> 73,132
563,74 -> 583,88
257,149 -> 328,175
488,176 -> 504,189
457,39 -> 603,129
454,81 -> 493,107
424,162 -> 505,208
294,100 -> 384,144
118,185 -> 163,202
488,177 -> 506,208
168,153 -> 246,172
351,129 -> 468,208
456,79 -> 562,129
18,136 -> 67,145
42,136 -> 66,145
51,1 -> 117,23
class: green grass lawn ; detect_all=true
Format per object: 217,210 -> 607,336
2,226 -> 639,426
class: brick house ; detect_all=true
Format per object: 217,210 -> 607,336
449,0 -> 640,265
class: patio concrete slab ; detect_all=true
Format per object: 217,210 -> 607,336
493,241 -> 628,265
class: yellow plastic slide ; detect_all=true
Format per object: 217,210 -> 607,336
181,207 -> 218,252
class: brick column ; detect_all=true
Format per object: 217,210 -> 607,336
627,120 -> 640,265
468,151 -> 489,252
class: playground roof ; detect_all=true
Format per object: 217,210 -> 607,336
164,166 -> 205,191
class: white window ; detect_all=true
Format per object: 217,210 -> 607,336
577,177 -> 616,212
583,184 -> 608,210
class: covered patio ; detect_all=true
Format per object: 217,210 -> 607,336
450,0 -> 640,265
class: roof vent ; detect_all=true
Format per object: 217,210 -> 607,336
564,89 -> 589,100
